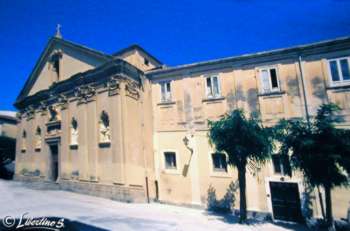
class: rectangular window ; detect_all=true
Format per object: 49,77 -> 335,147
160,82 -> 171,102
206,76 -> 221,98
260,67 -> 280,93
272,154 -> 291,176
164,152 -> 177,169
329,57 -> 350,84
211,153 -> 227,172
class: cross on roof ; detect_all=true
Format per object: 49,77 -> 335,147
55,24 -> 62,38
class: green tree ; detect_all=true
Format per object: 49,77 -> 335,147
208,109 -> 273,223
275,103 -> 350,229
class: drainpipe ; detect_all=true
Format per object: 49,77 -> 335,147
298,55 -> 310,126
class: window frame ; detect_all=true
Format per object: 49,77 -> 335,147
205,75 -> 222,99
271,154 -> 291,176
211,152 -> 228,172
161,149 -> 180,174
208,151 -> 231,178
164,152 -> 177,169
160,81 -> 172,103
328,56 -> 350,86
259,66 -> 281,93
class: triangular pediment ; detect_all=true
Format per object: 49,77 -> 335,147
16,37 -> 111,102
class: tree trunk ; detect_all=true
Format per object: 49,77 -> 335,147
324,185 -> 335,231
238,164 -> 247,223
317,186 -> 326,219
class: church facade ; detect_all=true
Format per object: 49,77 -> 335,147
14,33 -> 350,221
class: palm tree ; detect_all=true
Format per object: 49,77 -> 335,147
275,104 -> 350,230
208,109 -> 272,223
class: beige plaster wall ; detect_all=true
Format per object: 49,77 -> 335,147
28,44 -> 105,96
151,49 -> 350,218
119,49 -> 158,72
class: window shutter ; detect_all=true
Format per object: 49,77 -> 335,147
213,76 -> 220,96
161,83 -> 165,101
261,70 -> 270,93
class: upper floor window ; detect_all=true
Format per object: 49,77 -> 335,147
211,153 -> 227,172
164,151 -> 177,169
272,154 -> 291,176
205,75 -> 221,98
260,67 -> 280,93
160,81 -> 172,102
328,57 -> 350,84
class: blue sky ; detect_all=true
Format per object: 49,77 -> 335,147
1,0 -> 350,110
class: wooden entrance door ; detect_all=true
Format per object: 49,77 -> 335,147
50,145 -> 59,181
269,181 -> 303,222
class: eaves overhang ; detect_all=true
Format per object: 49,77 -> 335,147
147,36 -> 350,80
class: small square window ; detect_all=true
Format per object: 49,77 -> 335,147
212,153 -> 227,172
164,152 -> 177,169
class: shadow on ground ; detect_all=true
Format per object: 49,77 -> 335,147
204,211 -> 309,231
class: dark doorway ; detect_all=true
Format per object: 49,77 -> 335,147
269,182 -> 303,222
50,145 -> 59,181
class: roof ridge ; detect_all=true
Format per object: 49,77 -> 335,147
147,35 -> 350,75
112,44 -> 163,65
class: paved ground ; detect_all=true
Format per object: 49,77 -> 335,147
0,180 -> 308,231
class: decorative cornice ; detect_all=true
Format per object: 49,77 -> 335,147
14,59 -> 142,110
125,79 -> 140,100
57,94 -> 68,109
74,85 -> 96,104
38,101 -> 48,115
107,75 -> 122,96
25,105 -> 35,120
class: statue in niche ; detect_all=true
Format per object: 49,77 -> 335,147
21,130 -> 27,151
35,127 -> 42,150
70,118 -> 78,145
48,105 -> 59,121
99,111 -> 111,143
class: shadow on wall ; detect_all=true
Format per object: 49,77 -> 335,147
207,181 -> 238,213
226,85 -> 259,118
311,77 -> 327,103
